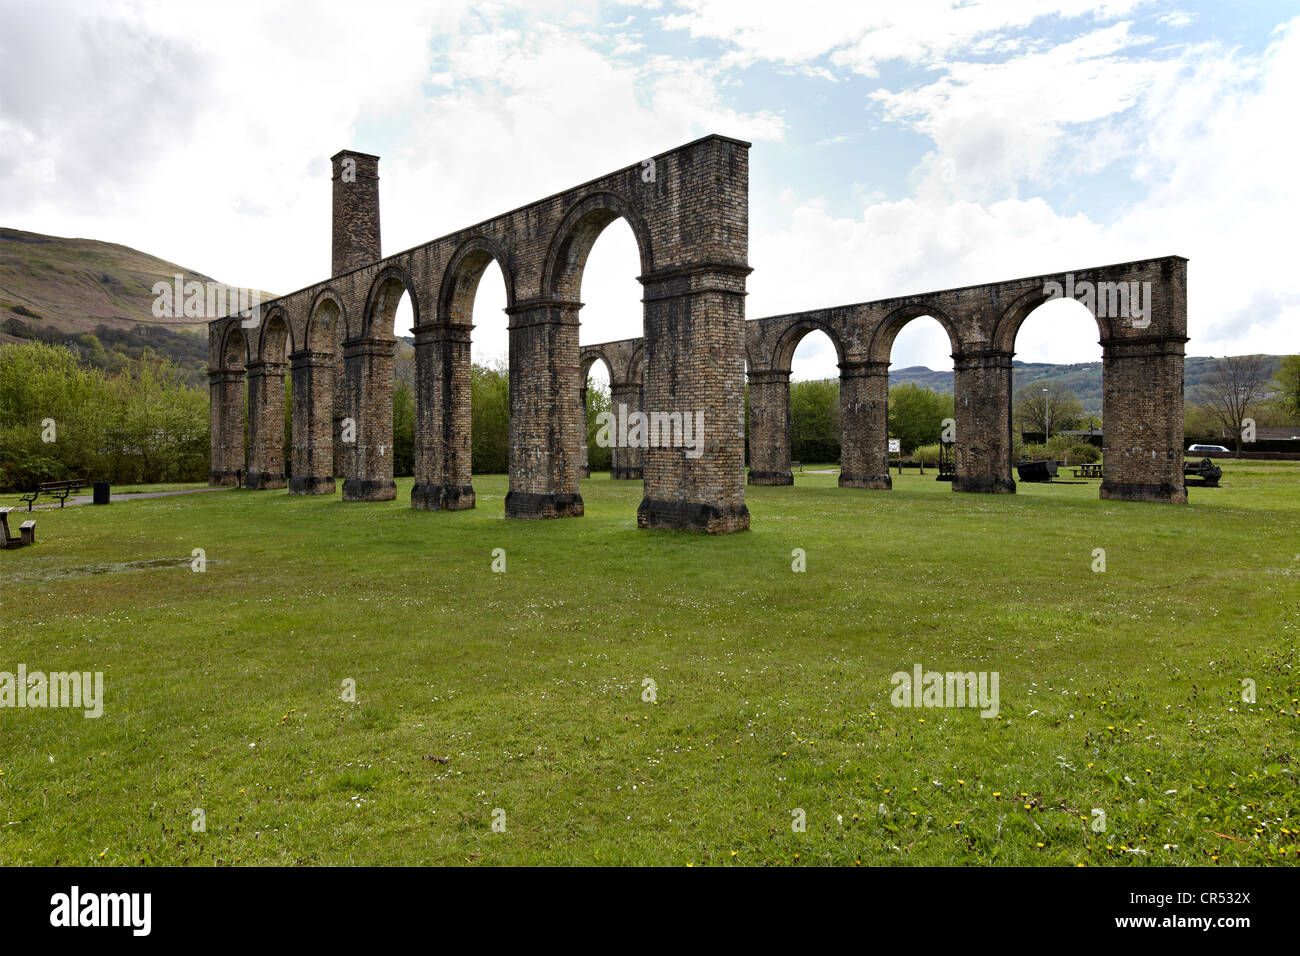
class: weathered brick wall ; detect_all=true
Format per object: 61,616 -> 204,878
212,136 -> 1187,523
608,381 -> 644,479
951,350 -> 1015,493
289,350 -> 335,495
746,369 -> 792,484
412,321 -> 475,510
332,151 -> 381,277
341,337 -> 397,502
207,369 -> 245,485
208,326 -> 246,485
839,361 -> 890,488
244,360 -> 286,489
580,339 -> 644,479
585,254 -> 1189,504
505,302 -> 584,517
211,134 -> 754,530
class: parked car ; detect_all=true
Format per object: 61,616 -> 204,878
1187,444 -> 1230,453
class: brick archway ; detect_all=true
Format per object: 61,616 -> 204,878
211,139 -> 1187,525
208,324 -> 249,486
586,255 -> 1188,504
210,134 -> 754,531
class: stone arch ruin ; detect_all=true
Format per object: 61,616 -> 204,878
732,258 -> 1188,501
209,135 -> 1188,534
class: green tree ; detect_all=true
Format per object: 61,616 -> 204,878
888,382 -> 955,453
585,379 -> 612,472
393,379 -> 414,477
1195,354 -> 1271,456
102,355 -> 208,482
0,340 -> 110,490
790,378 -> 840,462
1272,355 -> 1300,420
471,360 -> 510,473
1013,382 -> 1085,438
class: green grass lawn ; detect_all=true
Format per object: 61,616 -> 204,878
1,462 -> 1297,866
103,482 -> 211,496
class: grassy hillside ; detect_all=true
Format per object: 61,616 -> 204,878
0,227 -> 275,384
892,357 -> 1285,416
0,227 -> 271,335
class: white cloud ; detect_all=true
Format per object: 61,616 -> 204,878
872,22 -> 1170,199
660,0 -> 1147,72
754,13 -> 1300,379
2,0 -> 1295,391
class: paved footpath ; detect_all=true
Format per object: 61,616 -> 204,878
21,486 -> 232,511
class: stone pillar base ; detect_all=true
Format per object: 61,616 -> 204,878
953,476 -> 1016,494
289,476 -> 336,496
244,472 -> 286,490
342,478 -> 397,502
1100,481 -> 1187,504
610,466 -> 643,480
505,491 -> 584,519
637,498 -> 750,534
209,470 -> 240,487
412,483 -> 476,511
748,470 -> 793,486
840,472 -> 892,489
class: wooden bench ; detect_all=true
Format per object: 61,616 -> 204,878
1071,463 -> 1103,479
791,460 -> 803,472
0,507 -> 35,549
34,478 -> 86,509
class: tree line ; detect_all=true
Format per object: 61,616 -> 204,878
6,338 -> 1295,493
1184,354 -> 1300,453
0,340 -> 208,491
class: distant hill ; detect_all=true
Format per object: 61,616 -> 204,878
0,227 -> 274,385
890,356 -> 1285,416
2,227 -> 1287,405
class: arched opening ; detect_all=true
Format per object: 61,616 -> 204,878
248,311 -> 290,490
222,325 -> 247,372
468,259 -> 508,370
787,328 -> 840,471
291,295 -> 341,495
580,355 -> 613,477
210,325 -> 248,487
465,257 -> 509,480
747,322 -> 846,486
885,315 -> 956,480
1009,296 -> 1104,474
573,217 -> 640,484
340,270 -> 415,501
388,287 -> 415,481
576,218 -> 643,343
409,243 -> 510,513
547,203 -> 647,508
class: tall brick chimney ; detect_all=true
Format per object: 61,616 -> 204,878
330,150 -> 381,276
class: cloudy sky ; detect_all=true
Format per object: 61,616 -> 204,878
2,0 -> 1297,382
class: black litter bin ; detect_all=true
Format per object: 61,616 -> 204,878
93,481 -> 110,505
